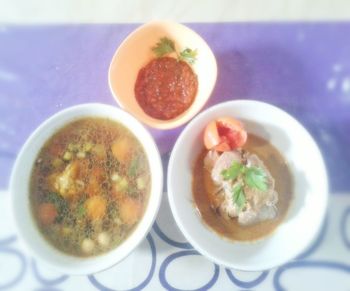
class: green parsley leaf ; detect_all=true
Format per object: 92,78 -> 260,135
179,48 -> 198,64
221,161 -> 243,181
232,183 -> 246,209
244,166 -> 268,191
45,192 -> 69,223
128,156 -> 139,177
151,37 -> 176,57
77,203 -> 86,218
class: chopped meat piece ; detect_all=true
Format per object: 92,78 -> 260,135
52,161 -> 80,198
204,149 -> 279,225
211,151 -> 242,184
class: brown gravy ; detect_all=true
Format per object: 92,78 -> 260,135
192,134 -> 293,241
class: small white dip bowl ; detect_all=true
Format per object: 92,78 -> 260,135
167,100 -> 328,271
10,103 -> 163,275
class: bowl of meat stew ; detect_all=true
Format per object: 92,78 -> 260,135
167,100 -> 328,271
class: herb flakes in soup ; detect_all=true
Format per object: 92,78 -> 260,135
30,118 -> 150,257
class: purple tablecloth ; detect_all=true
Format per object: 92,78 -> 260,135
0,23 -> 349,192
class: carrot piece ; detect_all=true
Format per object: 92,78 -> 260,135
85,196 -> 107,221
38,203 -> 57,225
111,137 -> 130,163
85,166 -> 104,197
119,197 -> 142,225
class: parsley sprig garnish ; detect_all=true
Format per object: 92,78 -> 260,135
245,167 -> 268,192
152,37 -> 176,57
222,161 -> 243,181
221,161 -> 268,209
179,48 -> 198,64
151,37 -> 197,65
232,183 -> 246,210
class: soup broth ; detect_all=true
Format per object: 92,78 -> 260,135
30,118 -> 150,256
192,134 -> 293,241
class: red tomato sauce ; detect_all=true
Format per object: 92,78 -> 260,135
134,57 -> 198,120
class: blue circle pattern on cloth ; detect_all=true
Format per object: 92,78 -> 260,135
296,215 -> 328,260
150,196 -> 341,290
2,206 -> 348,290
0,244 -> 26,290
88,233 -> 156,291
31,259 -> 69,286
0,235 -> 17,247
272,210 -> 350,291
158,250 -> 220,291
340,206 -> 350,249
1,176 -> 349,290
152,221 -> 193,250
273,261 -> 350,291
225,269 -> 269,288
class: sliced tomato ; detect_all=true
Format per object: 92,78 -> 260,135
203,117 -> 247,151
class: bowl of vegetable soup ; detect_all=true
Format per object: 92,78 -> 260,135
10,103 -> 163,274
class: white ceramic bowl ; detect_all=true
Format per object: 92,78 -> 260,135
168,100 -> 328,271
10,103 -> 163,275
109,20 -> 217,130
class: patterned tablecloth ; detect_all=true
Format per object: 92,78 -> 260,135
0,23 -> 349,290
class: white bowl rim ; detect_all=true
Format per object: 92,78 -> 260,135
167,99 -> 329,271
10,103 -> 163,275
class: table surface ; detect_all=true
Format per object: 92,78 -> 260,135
0,22 -> 349,291
1,0 -> 350,22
